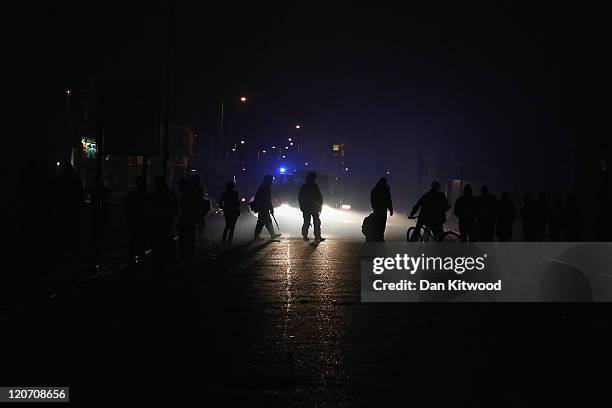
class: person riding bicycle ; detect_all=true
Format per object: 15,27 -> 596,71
408,181 -> 451,241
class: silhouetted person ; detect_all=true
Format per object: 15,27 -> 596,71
219,181 -> 241,245
520,194 -> 537,241
477,186 -> 497,242
409,181 -> 450,241
189,174 -> 209,242
370,177 -> 393,242
177,177 -> 198,263
126,175 -> 151,260
88,174 -> 110,251
534,192 -> 549,241
564,193 -> 583,241
454,184 -> 478,242
150,175 -> 178,273
495,192 -> 516,242
548,193 -> 564,242
298,172 -> 325,242
252,175 -> 281,240
54,164 -> 84,256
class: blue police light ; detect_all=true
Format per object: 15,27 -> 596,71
279,167 -> 286,174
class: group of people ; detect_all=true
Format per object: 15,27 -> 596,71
126,173 -> 210,270
25,161 -> 600,277
367,179 -> 589,242
223,172 -> 324,243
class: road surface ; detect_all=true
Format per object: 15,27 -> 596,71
2,235 -> 612,406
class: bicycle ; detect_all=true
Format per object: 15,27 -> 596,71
406,216 -> 461,242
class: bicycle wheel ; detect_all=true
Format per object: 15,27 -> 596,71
442,231 -> 461,242
407,227 -> 420,242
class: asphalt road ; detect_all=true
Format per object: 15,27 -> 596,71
3,230 -> 612,406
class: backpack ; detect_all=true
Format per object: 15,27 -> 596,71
361,213 -> 376,241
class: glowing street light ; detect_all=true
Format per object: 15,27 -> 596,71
295,124 -> 300,129
288,138 -> 292,142
285,146 -> 289,150
240,140 -> 245,144
272,145 -> 276,149
262,150 -> 267,153
289,142 -> 294,146
240,96 -> 247,103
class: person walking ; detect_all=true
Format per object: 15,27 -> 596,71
370,177 -> 393,242
453,184 -> 478,242
219,181 -> 241,245
252,175 -> 281,240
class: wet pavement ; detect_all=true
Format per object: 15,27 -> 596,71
3,234 -> 612,406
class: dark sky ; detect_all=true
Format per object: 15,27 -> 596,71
9,2 -> 604,198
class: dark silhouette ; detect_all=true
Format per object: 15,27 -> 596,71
189,174 -> 209,243
150,175 -> 178,273
409,181 -> 450,241
548,193 -> 564,242
370,177 -> 393,242
477,186 -> 498,242
453,184 -> 478,242
520,194 -> 537,241
88,174 -> 110,251
534,192 -> 549,241
219,181 -> 241,245
298,172 -> 325,242
495,192 -> 516,242
252,175 -> 281,240
564,193 -> 583,241
125,175 -> 151,260
177,178 -> 198,263
54,164 -> 84,256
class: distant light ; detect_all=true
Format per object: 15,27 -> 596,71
341,204 -> 352,210
289,142 -> 294,146
56,161 -> 60,167
65,88 -> 71,96
305,162 -> 308,166
240,96 -> 247,102
262,150 -> 267,153
272,146 -> 276,149
240,140 -> 245,144
386,171 -> 390,175
242,168 -> 246,171
345,167 -> 349,171
288,138 -> 292,142
279,167 -> 286,174
190,169 -> 197,172
241,197 -> 246,202
295,125 -> 300,129
232,148 -> 236,152
285,146 -> 289,150
282,155 -> 286,159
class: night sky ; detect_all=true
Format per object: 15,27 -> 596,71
8,2 -> 605,201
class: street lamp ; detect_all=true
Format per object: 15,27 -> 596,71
240,140 -> 245,144
295,124 -> 300,129
240,96 -> 247,103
